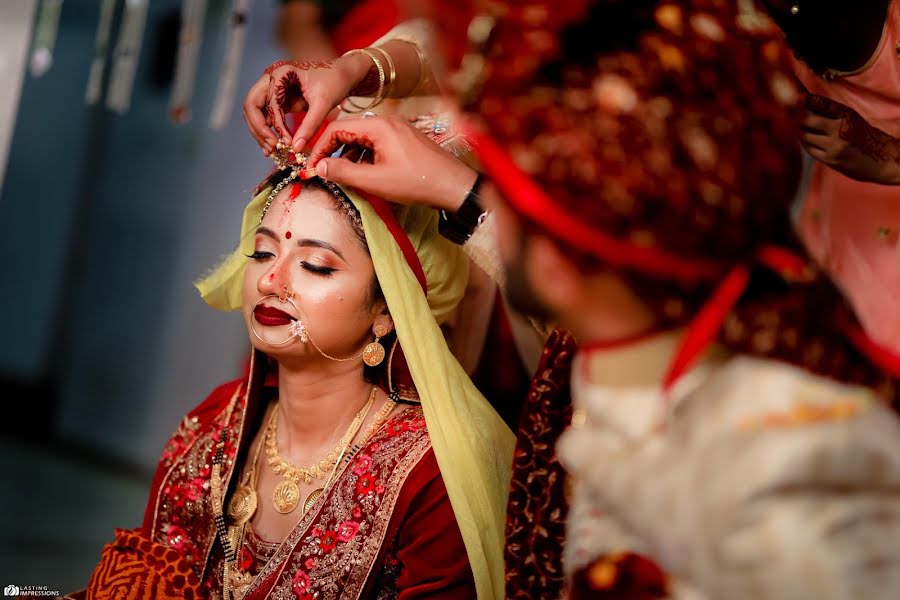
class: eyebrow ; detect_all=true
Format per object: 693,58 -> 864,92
298,239 -> 346,262
255,227 -> 347,263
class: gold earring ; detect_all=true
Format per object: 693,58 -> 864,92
362,323 -> 388,367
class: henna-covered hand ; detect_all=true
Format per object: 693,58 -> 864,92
243,56 -> 371,155
802,94 -> 900,185
306,115 -> 478,212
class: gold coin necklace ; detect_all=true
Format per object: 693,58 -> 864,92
302,392 -> 398,513
266,385 -> 376,514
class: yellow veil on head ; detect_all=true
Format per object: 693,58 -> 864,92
195,176 -> 515,599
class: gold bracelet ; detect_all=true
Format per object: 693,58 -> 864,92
340,48 -> 385,113
370,46 -> 396,99
400,39 -> 430,95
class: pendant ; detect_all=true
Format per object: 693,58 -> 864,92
227,563 -> 255,600
273,478 -> 300,514
227,485 -> 258,525
304,488 -> 323,513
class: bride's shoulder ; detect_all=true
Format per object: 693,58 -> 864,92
186,377 -> 246,426
157,378 -> 245,464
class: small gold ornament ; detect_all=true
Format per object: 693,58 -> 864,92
304,488 -> 323,513
362,322 -> 388,367
362,340 -> 386,366
273,478 -> 301,514
227,485 -> 258,525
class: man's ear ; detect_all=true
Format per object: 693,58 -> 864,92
523,235 -> 586,318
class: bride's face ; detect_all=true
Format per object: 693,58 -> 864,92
242,184 -> 384,365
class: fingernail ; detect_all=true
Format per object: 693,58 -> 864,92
317,161 -> 328,179
293,138 -> 307,152
263,148 -> 271,157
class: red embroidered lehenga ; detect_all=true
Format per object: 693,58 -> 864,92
82,351 -> 475,600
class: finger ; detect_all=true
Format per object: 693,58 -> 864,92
801,139 -> 831,162
801,131 -> 834,148
307,118 -> 385,165
290,98 -> 335,152
317,157 -> 382,189
267,93 -> 292,144
805,94 -> 850,119
243,78 -> 277,147
242,106 -> 273,156
802,112 -> 839,135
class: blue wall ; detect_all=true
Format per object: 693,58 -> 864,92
0,0 -> 282,589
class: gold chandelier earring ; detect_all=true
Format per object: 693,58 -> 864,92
362,322 -> 389,367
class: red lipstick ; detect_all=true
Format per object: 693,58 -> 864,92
253,304 -> 296,326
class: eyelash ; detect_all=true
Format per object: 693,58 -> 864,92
301,261 -> 336,276
246,252 -> 336,276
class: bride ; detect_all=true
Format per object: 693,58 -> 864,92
80,148 -> 513,599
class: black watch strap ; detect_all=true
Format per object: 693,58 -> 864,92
438,173 -> 487,245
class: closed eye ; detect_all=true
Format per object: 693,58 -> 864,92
301,261 -> 336,276
246,251 -> 275,261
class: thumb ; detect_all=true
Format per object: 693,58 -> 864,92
316,158 -> 374,187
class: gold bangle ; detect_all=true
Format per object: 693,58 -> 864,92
340,48 -> 385,113
400,40 -> 430,95
370,46 -> 396,98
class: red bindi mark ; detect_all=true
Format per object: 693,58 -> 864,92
285,231 -> 292,239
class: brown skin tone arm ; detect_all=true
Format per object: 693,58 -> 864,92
244,37 -> 438,154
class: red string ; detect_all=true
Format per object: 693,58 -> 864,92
662,265 -> 750,393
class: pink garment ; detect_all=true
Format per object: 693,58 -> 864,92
793,1 -> 900,353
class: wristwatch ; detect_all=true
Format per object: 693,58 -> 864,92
438,174 -> 488,245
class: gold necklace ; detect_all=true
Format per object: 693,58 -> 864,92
267,386 -> 376,514
301,394 -> 398,514
221,393 -> 399,600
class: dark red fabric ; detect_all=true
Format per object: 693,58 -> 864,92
363,449 -> 477,599
569,552 -> 669,600
505,329 -> 577,599
141,379 -> 242,535
134,378 -> 471,598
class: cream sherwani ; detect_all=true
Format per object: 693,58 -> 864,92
558,332 -> 900,599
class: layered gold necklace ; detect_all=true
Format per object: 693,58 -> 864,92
266,386 -> 377,514
220,388 -> 398,600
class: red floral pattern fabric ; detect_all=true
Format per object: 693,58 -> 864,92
504,329 -> 577,599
